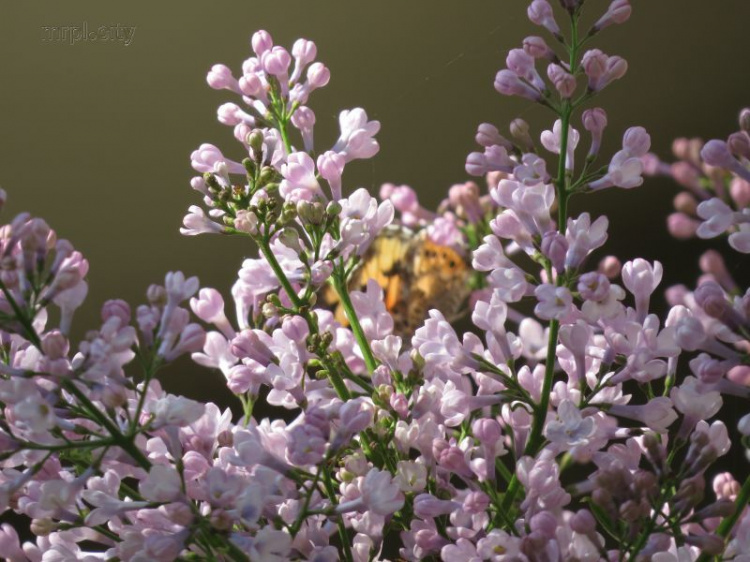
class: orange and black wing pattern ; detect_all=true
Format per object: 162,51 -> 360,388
322,227 -> 471,337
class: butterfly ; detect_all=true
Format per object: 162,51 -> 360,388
326,226 -> 472,337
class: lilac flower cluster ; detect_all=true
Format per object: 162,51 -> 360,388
0,1 -> 748,561
646,112 -> 750,254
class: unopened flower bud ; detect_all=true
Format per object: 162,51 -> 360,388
713,472 -> 740,500
510,118 -> 534,151
242,158 -> 256,177
547,63 -> 576,98
570,509 -> 596,534
102,299 -> 131,324
234,210 -> 259,235
728,131 -> 750,160
251,30 -> 273,56
258,166 -> 275,185
694,282 -> 739,327
210,509 -> 234,531
592,0 -> 631,34
261,46 -> 291,77
728,365 -> 750,386
671,137 -> 692,161
476,123 -> 513,150
147,284 -> 167,306
472,418 -> 502,445
262,302 -> 278,318
623,126 -> 651,157
591,488 -> 613,511
320,331 -> 333,348
667,213 -> 698,239
642,432 -> 666,474
30,518 -> 56,536
296,200 -> 325,225
278,228 -> 302,253
163,502 -> 194,527
326,200 -> 342,216
463,491 -> 490,514
730,178 -> 750,207
687,446 -> 718,476
673,475 -> 705,514
378,390 -> 395,412
699,249 -> 728,278
669,163 -> 700,192
41,330 -> 68,360
306,62 -> 330,89
527,0 -> 561,38
673,191 -> 698,215
683,534 -> 725,556
292,38 -> 317,67
541,231 -> 568,273
598,255 -> 621,279
686,430 -> 710,463
494,70 -> 541,101
619,500 -> 642,521
701,139 -> 736,169
634,471 -> 659,498
523,36 -> 553,60
582,107 -> 607,157
529,511 -> 557,539
217,429 -> 233,448
694,499 -> 736,521
739,108 -> 750,132
739,413 -> 750,436
558,0 -> 581,13
248,130 -> 265,155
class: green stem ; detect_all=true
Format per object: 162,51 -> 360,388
332,272 -> 378,373
556,105 -> 572,234
327,366 -> 352,400
195,519 -> 250,562
20,438 -> 115,452
321,468 -> 354,562
290,460 -> 327,536
498,468 -> 520,513
0,278 -> 41,348
258,236 -> 354,401
131,352 -> 162,434
61,380 -> 152,471
529,320 -> 560,448
277,117 -> 293,155
494,457 -> 514,485
258,237 -> 304,310
625,487 -> 671,560
241,393 -> 255,426
215,534 -> 251,562
0,265 -> 154,472
569,15 -> 580,74
498,36 -> 575,517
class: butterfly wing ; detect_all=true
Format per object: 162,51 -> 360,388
324,227 -> 414,325
409,237 -> 471,324
322,228 -> 471,336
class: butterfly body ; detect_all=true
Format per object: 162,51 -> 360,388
334,226 -> 471,336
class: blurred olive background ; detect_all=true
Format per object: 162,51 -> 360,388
0,0 -> 749,412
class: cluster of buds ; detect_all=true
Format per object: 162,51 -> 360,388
647,108 -> 750,253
